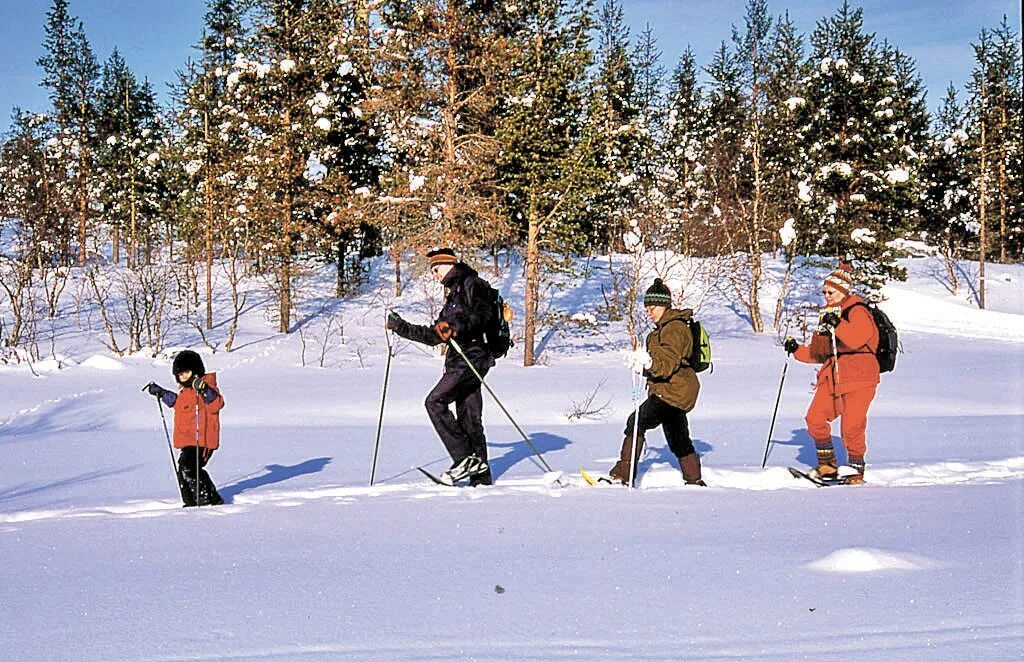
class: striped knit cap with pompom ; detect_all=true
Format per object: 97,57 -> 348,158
643,278 -> 673,307
823,266 -> 853,296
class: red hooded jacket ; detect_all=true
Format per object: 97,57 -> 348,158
172,372 -> 225,450
794,294 -> 880,395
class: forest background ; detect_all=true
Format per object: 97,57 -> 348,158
0,0 -> 1020,366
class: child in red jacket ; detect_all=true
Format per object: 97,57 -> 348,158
146,350 -> 226,506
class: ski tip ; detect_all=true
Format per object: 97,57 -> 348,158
579,468 -> 598,486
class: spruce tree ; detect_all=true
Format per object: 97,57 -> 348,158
582,0 -> 642,252
37,0 -> 99,266
659,47 -> 710,254
96,50 -> 165,267
919,85 -> 973,294
791,1 -> 926,291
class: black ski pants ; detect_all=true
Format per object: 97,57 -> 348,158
178,446 -> 223,506
424,361 -> 489,465
624,394 -> 695,458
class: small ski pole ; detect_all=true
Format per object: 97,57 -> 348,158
370,320 -> 394,487
761,355 -> 789,468
448,338 -> 553,473
143,384 -> 185,501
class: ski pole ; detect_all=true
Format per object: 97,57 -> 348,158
370,321 -> 394,487
830,330 -> 844,415
761,355 -> 789,468
143,384 -> 185,501
627,368 -> 643,489
448,338 -> 553,473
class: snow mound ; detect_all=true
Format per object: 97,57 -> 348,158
80,355 -> 127,371
807,547 -> 938,573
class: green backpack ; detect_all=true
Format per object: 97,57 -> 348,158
684,318 -> 712,373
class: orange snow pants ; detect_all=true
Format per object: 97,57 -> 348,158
805,385 -> 877,460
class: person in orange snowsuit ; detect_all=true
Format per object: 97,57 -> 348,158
784,266 -> 879,484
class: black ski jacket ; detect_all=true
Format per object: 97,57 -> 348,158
391,262 -> 495,371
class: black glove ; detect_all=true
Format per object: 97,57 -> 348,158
784,338 -> 799,355
385,311 -> 402,330
191,375 -> 208,393
144,382 -> 166,397
821,311 -> 841,330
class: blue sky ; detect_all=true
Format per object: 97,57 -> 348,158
0,0 -> 1019,133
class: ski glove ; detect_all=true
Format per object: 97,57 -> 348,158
386,311 -> 402,331
191,376 -> 208,393
817,307 -> 842,334
783,337 -> 799,355
624,348 -> 653,374
434,320 -> 454,341
145,382 -> 167,398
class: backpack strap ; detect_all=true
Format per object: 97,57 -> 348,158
839,302 -> 878,355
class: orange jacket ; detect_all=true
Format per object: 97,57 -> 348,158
172,372 -> 225,450
794,295 -> 880,395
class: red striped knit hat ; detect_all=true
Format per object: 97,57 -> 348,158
823,265 -> 853,296
426,247 -> 458,267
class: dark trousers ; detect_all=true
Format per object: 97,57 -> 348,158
178,446 -> 223,506
624,394 -> 695,458
424,362 -> 489,464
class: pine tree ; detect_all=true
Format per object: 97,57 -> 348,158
374,0 -> 507,257
494,0 -> 594,366
919,85 -> 973,294
659,47 -> 710,254
37,0 -> 100,266
229,0 -> 377,331
791,1 -> 926,291
95,50 -> 165,267
173,0 -> 249,327
581,0 -> 642,252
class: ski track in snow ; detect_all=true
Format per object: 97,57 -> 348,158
127,619 -> 1024,661
3,458 -> 1022,527
0,388 -> 107,428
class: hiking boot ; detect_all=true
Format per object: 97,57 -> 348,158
469,470 -> 493,487
678,453 -> 705,486
808,464 -> 840,482
440,454 -> 489,486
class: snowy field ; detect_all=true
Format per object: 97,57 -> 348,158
1,252 -> 1022,660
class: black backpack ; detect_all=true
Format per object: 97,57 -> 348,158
479,282 -> 513,360
843,302 -> 899,373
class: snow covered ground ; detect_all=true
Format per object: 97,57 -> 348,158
1,253 -> 1022,660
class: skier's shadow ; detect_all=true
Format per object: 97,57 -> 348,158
768,429 -> 845,467
219,457 -> 333,502
488,432 -> 571,478
639,438 -> 713,474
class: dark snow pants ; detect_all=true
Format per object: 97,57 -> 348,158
610,394 -> 696,483
178,446 -> 223,507
424,360 -> 490,465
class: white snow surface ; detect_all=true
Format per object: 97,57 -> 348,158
1,251 -> 1022,660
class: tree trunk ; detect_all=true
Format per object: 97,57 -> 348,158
392,247 -> 403,297
523,212 -> 541,367
978,76 -> 988,310
280,189 -> 292,333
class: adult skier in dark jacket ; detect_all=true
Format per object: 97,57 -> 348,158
386,248 -> 495,486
